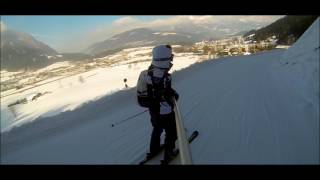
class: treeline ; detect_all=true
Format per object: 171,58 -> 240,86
244,16 -> 318,45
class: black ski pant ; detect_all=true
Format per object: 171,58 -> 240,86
149,111 -> 177,158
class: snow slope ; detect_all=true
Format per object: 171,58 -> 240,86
1,49 -> 203,132
1,19 -> 319,164
278,18 -> 319,113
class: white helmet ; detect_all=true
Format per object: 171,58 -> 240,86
152,45 -> 173,69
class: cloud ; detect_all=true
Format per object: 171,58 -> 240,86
113,16 -> 141,26
58,15 -> 283,52
1,21 -> 6,31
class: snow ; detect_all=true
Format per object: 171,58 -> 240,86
127,49 -> 152,58
100,46 -> 153,62
35,61 -> 71,73
277,18 -> 319,120
18,78 -> 30,84
0,70 -> 23,82
25,93 -> 39,102
123,46 -> 154,52
276,45 -> 290,49
153,32 -> 177,36
1,19 -> 319,164
1,53 -> 200,133
108,54 -> 123,60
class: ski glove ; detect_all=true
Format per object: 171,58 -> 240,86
172,90 -> 179,101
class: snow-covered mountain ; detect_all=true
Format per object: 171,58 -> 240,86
156,19 -> 267,39
243,16 -> 318,44
1,18 -> 318,164
86,28 -> 198,56
1,30 -> 59,71
86,17 -> 283,57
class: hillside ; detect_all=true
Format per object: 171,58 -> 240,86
244,15 -> 318,45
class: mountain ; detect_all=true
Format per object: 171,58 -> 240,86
158,20 -> 264,39
1,29 -> 59,71
1,18 -> 318,164
243,15 -> 318,44
86,28 -> 199,56
86,17 -> 282,57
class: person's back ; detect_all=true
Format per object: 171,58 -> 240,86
146,45 -> 179,164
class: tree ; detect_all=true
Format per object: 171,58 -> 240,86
210,49 -> 216,55
244,16 -> 317,45
173,46 -> 184,53
191,47 -> 200,53
203,45 -> 210,54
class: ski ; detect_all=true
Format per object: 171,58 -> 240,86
139,130 -> 199,165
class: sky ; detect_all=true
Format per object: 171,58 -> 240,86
1,15 -> 283,53
1,16 -> 170,52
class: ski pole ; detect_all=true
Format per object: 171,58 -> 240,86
110,109 -> 149,127
173,98 -> 193,165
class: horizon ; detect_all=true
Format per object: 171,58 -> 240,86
1,15 -> 283,53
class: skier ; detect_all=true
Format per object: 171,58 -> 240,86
146,45 -> 179,164
124,78 -> 128,88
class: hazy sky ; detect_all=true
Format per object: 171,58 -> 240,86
1,15 -> 283,53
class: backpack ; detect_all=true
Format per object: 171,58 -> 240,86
136,67 -> 171,108
136,69 -> 151,108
